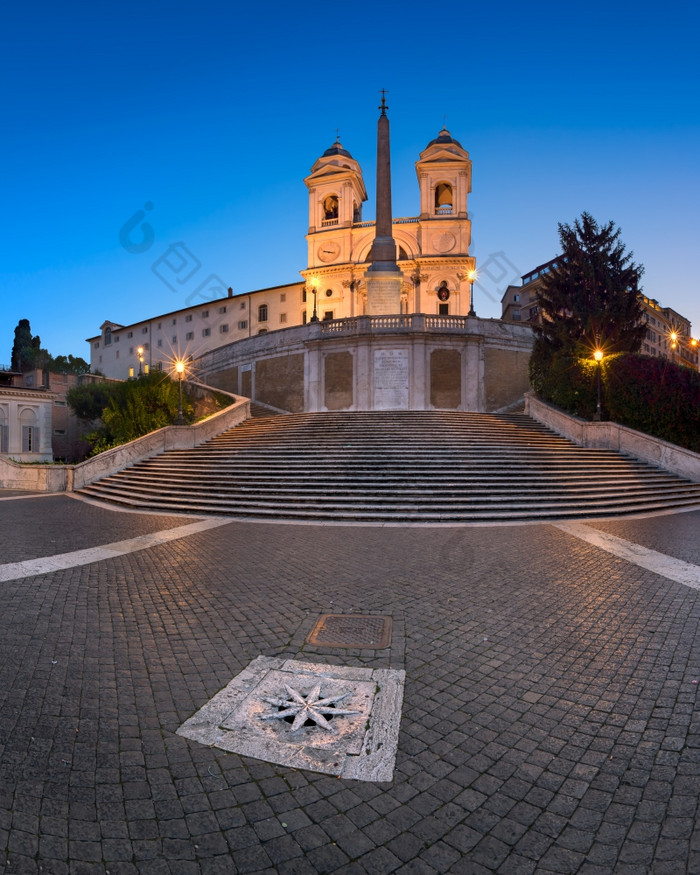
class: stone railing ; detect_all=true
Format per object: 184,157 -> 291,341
318,314 -> 473,337
525,392 -> 700,482
0,384 -> 248,493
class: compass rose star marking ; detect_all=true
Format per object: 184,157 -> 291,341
260,682 -> 360,732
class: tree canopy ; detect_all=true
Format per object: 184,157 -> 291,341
9,318 -> 90,374
536,212 -> 646,356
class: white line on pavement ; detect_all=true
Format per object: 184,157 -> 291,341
552,521 -> 700,591
0,517 -> 232,583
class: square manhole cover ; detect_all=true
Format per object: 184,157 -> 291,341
307,614 -> 393,648
177,657 -> 405,781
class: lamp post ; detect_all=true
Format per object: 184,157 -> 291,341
468,269 -> 477,317
593,348 -> 604,421
308,279 -> 319,323
175,360 -> 185,424
137,346 -> 144,376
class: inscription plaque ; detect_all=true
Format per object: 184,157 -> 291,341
373,349 -> 409,410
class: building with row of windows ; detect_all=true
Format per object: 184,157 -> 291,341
500,257 -> 699,370
88,126 -> 478,380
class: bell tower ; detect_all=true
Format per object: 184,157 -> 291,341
413,127 -> 475,314
304,137 -> 367,272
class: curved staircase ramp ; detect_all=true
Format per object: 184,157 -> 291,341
76,412 -> 700,522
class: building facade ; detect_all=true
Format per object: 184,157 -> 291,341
88,127 -> 478,381
500,258 -> 699,370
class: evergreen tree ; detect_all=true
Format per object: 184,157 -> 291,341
10,319 -> 33,370
536,212 -> 646,356
10,318 -> 53,372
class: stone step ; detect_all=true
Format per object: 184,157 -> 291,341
76,411 -> 700,522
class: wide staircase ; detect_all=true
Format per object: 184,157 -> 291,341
76,411 -> 700,523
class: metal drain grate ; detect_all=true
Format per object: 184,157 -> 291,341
307,614 -> 392,649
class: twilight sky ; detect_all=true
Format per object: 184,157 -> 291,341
2,0 -> 699,364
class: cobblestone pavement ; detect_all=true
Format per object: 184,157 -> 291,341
1,495 -> 699,874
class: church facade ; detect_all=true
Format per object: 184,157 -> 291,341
88,126 -> 479,380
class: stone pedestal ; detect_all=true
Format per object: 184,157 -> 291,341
365,269 -> 403,316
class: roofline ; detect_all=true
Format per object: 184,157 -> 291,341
86,281 -> 304,341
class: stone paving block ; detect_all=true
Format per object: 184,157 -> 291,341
2,505 -> 700,873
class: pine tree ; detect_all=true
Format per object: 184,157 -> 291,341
536,212 -> 646,355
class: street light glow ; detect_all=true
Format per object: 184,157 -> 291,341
593,349 -> 604,362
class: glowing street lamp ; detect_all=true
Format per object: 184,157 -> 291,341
467,269 -> 477,317
593,348 -> 604,421
137,346 -> 144,376
175,359 -> 186,424
308,278 -> 319,323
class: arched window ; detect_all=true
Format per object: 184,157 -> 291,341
323,195 -> 339,219
258,304 -> 268,322
104,326 -> 112,346
398,246 -> 408,261
20,407 -> 39,453
435,183 -> 453,214
0,406 -> 7,454
353,201 -> 361,223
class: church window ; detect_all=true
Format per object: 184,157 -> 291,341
322,195 -> 339,223
438,303 -> 449,316
104,327 -> 112,346
325,288 -> 333,297
353,201 -> 361,223
258,304 -> 268,322
435,183 -> 453,214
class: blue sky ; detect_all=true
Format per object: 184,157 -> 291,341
2,0 -> 699,363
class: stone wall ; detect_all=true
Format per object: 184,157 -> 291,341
483,348 -> 532,412
197,316 -> 534,414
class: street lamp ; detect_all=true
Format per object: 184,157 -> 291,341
308,278 -> 319,323
467,269 -> 477,317
137,346 -> 144,376
593,348 -> 604,421
175,359 -> 185,424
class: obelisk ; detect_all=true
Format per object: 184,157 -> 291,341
365,91 -> 403,315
